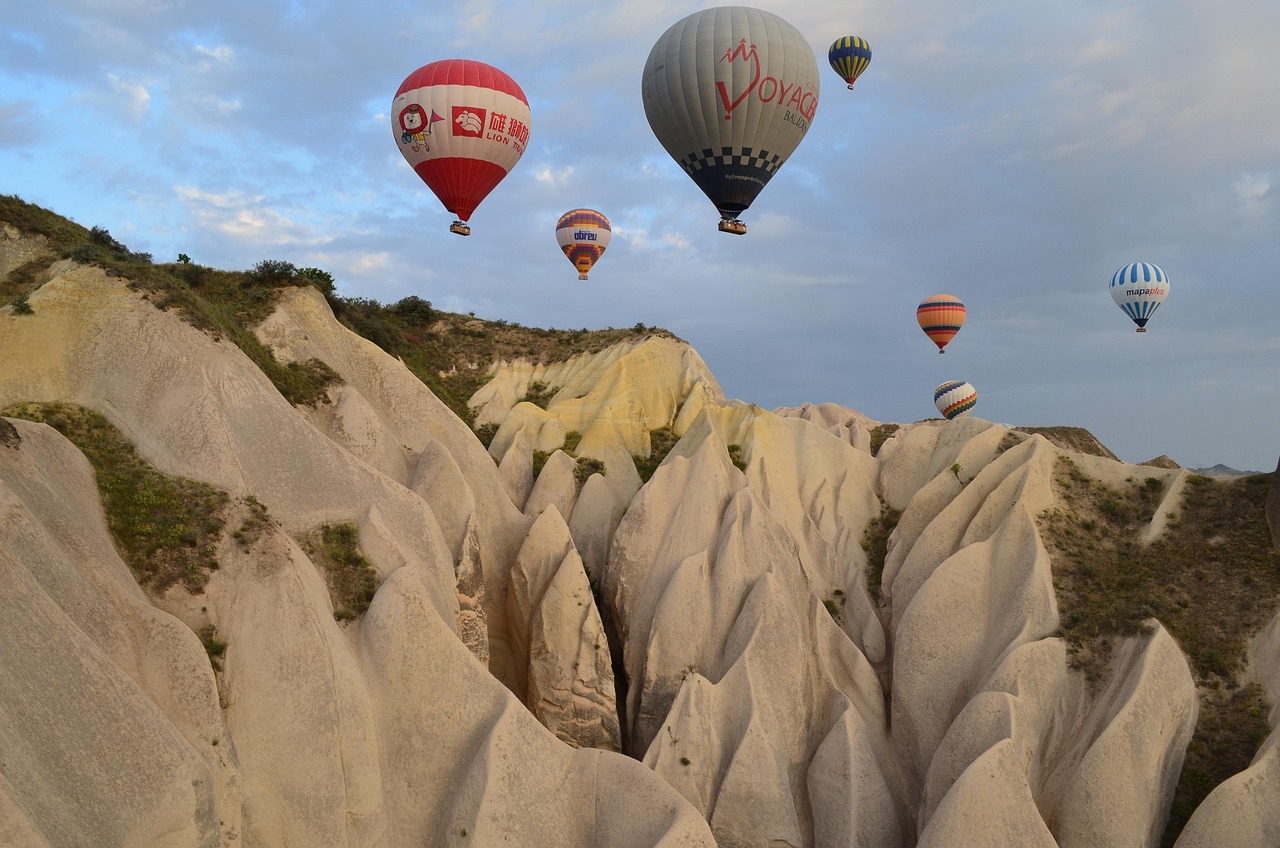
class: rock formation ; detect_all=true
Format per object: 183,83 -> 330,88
0,244 -> 1275,847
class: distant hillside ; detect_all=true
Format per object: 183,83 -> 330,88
1192,464 -> 1266,478
1014,425 -> 1118,459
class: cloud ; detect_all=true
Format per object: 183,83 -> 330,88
1233,172 -> 1275,223
107,74 -> 151,123
175,185 -> 263,208
534,165 -> 575,187
192,43 -> 234,68
175,185 -> 311,246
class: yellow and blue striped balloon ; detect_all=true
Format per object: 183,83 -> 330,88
828,36 -> 872,90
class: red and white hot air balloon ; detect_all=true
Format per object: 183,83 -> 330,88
392,59 -> 531,235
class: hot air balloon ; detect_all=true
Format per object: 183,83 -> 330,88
828,36 -> 872,89
392,59 -> 531,236
917,294 -> 966,353
641,7 -> 821,235
934,381 -> 977,420
556,209 -> 611,280
1109,262 -> 1169,332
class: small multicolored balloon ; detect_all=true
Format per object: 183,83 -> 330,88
555,209 -> 611,280
828,36 -> 872,90
916,294 -> 967,353
1109,262 -> 1169,332
934,380 -> 977,420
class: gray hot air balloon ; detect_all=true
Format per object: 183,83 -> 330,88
641,6 -> 820,235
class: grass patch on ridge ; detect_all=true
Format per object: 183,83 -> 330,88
2,402 -> 228,592
297,523 -> 378,621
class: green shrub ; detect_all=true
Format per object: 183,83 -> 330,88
575,456 -> 605,486
10,293 -> 33,315
822,598 -> 842,622
70,243 -> 100,263
474,422 -> 499,448
862,499 -> 902,603
391,295 -> 434,325
299,523 -> 377,621
633,426 -> 679,482
89,225 -> 129,254
532,449 -> 551,478
521,380 -> 554,409
247,259 -> 298,286
231,495 -> 273,550
198,624 -> 228,672
297,266 -> 335,296
869,423 -> 900,457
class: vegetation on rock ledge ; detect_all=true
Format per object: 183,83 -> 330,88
2,401 -> 228,593
298,523 -> 378,622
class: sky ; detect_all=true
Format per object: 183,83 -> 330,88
2,0 -> 1278,472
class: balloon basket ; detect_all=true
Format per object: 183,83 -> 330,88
847,83 -> 855,90
578,273 -> 589,280
718,219 -> 747,236
1136,328 -> 1147,333
449,221 -> 471,236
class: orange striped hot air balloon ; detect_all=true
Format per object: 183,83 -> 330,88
916,294 -> 966,353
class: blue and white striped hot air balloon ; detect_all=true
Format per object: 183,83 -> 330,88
1109,262 -> 1169,333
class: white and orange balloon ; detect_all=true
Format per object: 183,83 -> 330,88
392,59 -> 531,235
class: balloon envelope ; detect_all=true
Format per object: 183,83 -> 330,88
828,36 -> 872,89
392,59 -> 530,230
556,209 -> 612,280
935,381 -> 977,420
916,294 -> 966,353
1109,262 -> 1169,332
641,6 -> 821,231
